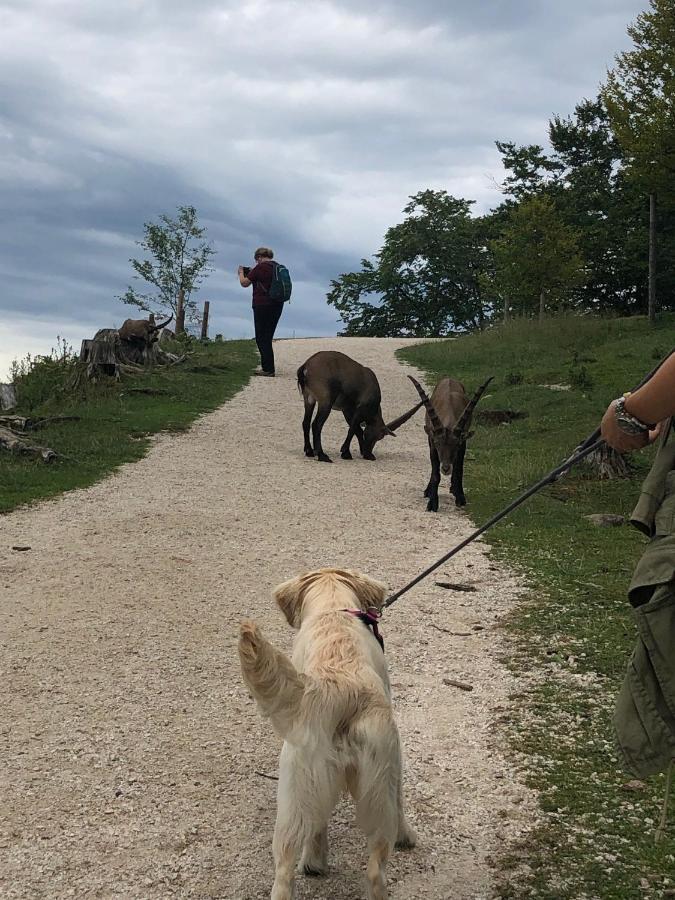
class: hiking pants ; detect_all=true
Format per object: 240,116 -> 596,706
253,304 -> 283,374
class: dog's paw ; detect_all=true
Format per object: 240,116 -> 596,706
302,863 -> 328,878
395,824 -> 417,850
238,621 -> 261,658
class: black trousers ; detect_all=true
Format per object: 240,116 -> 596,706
253,304 -> 283,373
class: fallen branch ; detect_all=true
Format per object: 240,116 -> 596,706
0,426 -> 57,463
429,623 -> 472,636
442,678 -> 474,692
0,415 -> 80,432
434,581 -> 477,592
255,771 -> 279,781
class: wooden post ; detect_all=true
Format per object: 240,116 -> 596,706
176,287 -> 186,335
648,193 -> 657,325
539,288 -> 545,322
201,301 -> 210,340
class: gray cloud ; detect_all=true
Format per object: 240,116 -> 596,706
0,0 -> 647,377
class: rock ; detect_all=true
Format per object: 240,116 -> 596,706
584,514 -> 625,527
539,383 -> 572,392
620,779 -> 647,792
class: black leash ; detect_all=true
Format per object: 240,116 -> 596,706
384,347 -> 675,610
384,438 -> 602,608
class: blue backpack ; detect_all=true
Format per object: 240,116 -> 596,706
268,261 -> 292,303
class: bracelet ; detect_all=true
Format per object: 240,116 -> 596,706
615,395 -> 655,435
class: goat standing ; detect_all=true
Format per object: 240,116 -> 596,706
297,351 -> 423,463
409,374 -> 493,510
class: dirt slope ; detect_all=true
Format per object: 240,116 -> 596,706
0,337 -> 536,899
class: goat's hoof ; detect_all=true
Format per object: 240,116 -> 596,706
317,453 -> 332,463
362,452 -> 376,461
340,450 -> 353,460
455,498 -> 467,507
426,499 -> 439,512
304,448 -> 315,458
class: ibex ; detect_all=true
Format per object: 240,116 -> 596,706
297,351 -> 424,463
408,374 -> 493,511
118,313 -> 174,347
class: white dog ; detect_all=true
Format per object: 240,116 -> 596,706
238,567 -> 416,900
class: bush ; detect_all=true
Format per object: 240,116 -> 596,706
9,337 -> 79,412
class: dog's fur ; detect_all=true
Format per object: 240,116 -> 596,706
238,567 -> 416,900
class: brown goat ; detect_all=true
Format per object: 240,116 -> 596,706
408,374 -> 493,510
118,314 -> 173,346
297,351 -> 423,463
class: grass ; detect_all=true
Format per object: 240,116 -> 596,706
398,314 -> 675,899
0,338 -> 257,514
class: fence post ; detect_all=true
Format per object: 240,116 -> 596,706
201,301 -> 210,341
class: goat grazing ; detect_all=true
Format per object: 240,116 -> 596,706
408,374 -> 493,511
297,351 -> 424,463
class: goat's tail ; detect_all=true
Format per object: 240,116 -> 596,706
296,363 -> 307,394
239,621 -> 307,740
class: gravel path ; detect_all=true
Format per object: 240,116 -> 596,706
0,337 -> 536,899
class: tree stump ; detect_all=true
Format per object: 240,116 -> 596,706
0,383 -> 17,410
584,444 -> 632,479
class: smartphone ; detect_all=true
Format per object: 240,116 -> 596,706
242,266 -> 251,277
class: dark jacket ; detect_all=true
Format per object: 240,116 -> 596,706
614,419 -> 675,776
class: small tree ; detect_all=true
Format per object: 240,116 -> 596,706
119,206 -> 215,331
490,195 -> 585,320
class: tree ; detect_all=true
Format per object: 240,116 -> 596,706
119,206 -> 215,330
490,195 -> 585,320
327,191 -> 492,336
603,0 -> 675,322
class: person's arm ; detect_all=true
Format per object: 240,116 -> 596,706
238,265 -> 252,288
601,353 -> 675,452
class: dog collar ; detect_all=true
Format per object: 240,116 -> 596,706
342,607 -> 384,653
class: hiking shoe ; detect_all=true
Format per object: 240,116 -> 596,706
252,368 -> 275,377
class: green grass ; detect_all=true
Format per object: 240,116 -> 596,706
399,314 -> 675,899
0,339 -> 257,514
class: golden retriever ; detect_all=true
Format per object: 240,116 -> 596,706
238,567 -> 416,900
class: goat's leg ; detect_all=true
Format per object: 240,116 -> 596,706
450,440 -> 467,507
340,410 -> 364,460
312,403 -> 333,463
426,442 -> 441,512
302,397 -> 316,457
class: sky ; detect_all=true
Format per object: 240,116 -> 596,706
0,0 -> 648,380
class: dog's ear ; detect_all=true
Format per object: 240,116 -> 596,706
345,571 -> 388,611
274,575 -> 304,628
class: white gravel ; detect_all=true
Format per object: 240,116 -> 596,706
0,337 -> 537,899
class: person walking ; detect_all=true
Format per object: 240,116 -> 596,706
599,352 -> 675,833
239,247 -> 285,377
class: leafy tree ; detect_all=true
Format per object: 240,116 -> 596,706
603,0 -> 675,200
603,0 -> 675,320
327,190 -> 492,336
490,195 -> 585,319
119,206 -> 215,325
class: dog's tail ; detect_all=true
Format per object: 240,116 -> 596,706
239,621 -> 307,740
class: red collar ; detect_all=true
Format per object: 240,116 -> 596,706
342,607 -> 384,652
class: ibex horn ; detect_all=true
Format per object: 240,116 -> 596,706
385,398 -> 425,433
150,314 -> 174,333
407,375 -> 444,435
453,376 -> 494,438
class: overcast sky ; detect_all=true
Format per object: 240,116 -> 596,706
0,0 -> 647,379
